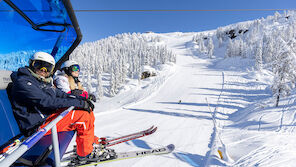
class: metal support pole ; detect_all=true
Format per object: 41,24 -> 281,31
51,125 -> 61,167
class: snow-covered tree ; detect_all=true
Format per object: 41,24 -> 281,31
255,41 -> 263,71
238,38 -> 247,58
196,35 -> 206,53
271,38 -> 296,107
218,36 -> 223,48
96,71 -> 103,99
95,61 -> 104,99
262,34 -> 274,63
207,38 -> 214,59
71,33 -> 176,97
273,11 -> 281,22
109,64 -> 116,97
225,39 -> 233,58
86,70 -> 92,94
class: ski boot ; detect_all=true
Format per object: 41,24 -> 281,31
93,138 -> 117,161
69,143 -> 117,166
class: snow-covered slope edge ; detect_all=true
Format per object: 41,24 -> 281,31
94,63 -> 177,114
218,91 -> 296,167
189,11 -> 296,167
203,68 -> 296,166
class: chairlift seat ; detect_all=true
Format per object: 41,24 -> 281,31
0,71 -> 75,166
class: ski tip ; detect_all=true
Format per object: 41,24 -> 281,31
151,125 -> 158,129
151,127 -> 157,133
144,126 -> 157,135
167,144 -> 175,152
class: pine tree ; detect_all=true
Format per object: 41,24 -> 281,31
271,37 -> 296,107
218,36 -> 223,48
207,38 -> 214,59
70,32 -> 177,97
114,61 -> 121,92
262,35 -> 274,63
198,35 -> 206,53
109,64 -> 116,97
255,41 -> 263,71
225,39 -> 233,58
87,70 -> 92,94
273,11 -> 281,22
96,64 -> 104,99
239,39 -> 247,58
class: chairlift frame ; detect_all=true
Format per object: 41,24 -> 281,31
0,0 -> 82,166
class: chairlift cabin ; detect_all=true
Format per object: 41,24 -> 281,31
0,0 -> 82,166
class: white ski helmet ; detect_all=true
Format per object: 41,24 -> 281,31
31,52 -> 55,65
61,60 -> 79,69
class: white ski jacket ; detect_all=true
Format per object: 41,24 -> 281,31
53,70 -> 71,93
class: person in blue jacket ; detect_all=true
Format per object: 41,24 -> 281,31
10,52 -> 103,162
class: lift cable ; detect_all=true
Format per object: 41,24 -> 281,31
0,9 -> 295,12
73,9 -> 296,12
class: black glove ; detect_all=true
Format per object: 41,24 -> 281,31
82,99 -> 95,113
88,93 -> 97,102
71,89 -> 83,96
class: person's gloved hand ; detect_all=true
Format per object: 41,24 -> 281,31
82,99 -> 95,113
71,89 -> 83,96
88,93 -> 97,102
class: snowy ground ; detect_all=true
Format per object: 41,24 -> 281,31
65,32 -> 296,167
94,33 -> 217,167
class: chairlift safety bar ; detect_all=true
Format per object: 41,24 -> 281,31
0,106 -> 74,167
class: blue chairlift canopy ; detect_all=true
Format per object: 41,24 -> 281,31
0,0 -> 82,71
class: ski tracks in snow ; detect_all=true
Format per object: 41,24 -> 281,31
91,32 -> 296,167
94,33 -> 229,167
210,71 -> 296,166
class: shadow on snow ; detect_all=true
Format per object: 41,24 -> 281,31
173,152 -> 205,167
125,108 -> 212,120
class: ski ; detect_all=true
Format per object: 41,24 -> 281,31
0,139 -> 22,161
107,126 -> 157,147
66,144 -> 175,167
106,125 -> 156,143
64,126 -> 157,155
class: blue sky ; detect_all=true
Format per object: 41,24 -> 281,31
71,0 -> 296,43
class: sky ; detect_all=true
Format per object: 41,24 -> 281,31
71,0 -> 296,43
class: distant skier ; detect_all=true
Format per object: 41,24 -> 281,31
9,52 -> 105,162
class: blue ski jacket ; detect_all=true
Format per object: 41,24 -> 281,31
10,67 -> 86,136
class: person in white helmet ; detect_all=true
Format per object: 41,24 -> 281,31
54,60 -> 102,145
29,51 -> 56,79
9,52 -> 105,162
54,60 -> 96,102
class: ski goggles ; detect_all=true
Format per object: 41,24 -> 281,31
32,60 -> 54,73
71,64 -> 80,72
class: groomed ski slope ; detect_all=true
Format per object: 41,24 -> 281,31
70,32 -> 296,167
93,33 -> 221,167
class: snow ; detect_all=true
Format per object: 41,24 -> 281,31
62,11 -> 296,166
92,33 -> 216,167
62,33 -> 295,167
2,4 -> 296,166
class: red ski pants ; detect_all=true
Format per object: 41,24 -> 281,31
40,109 -> 95,157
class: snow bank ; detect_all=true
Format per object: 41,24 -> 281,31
94,63 -> 176,114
